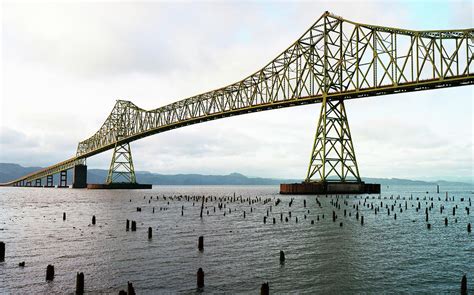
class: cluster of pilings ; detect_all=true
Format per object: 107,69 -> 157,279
117,191 -> 470,292
1,189 -> 471,293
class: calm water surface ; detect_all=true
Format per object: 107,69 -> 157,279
0,184 -> 473,294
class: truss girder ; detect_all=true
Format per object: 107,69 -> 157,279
76,12 -> 473,160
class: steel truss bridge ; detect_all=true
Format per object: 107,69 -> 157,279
3,12 -> 473,187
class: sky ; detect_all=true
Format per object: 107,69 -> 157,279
1,0 -> 473,183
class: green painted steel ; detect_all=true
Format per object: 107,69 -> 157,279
106,142 -> 137,184
3,12 -> 473,186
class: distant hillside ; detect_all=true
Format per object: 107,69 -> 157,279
0,163 -> 298,185
0,163 -> 471,186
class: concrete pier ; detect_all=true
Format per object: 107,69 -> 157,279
87,183 -> 152,189
72,164 -> 87,188
280,181 -> 380,195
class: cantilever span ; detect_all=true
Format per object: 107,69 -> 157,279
3,11 -> 473,188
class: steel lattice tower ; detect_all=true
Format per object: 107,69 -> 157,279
306,96 -> 360,182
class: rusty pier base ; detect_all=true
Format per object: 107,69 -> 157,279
87,183 -> 152,189
280,181 -> 380,195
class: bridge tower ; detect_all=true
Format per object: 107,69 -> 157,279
103,101 -> 137,184
106,142 -> 137,184
305,96 -> 360,183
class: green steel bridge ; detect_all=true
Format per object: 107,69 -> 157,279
3,12 -> 473,188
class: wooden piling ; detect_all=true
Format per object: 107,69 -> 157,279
361,216 -> 364,225
127,281 -> 136,295
148,227 -> 152,239
260,282 -> 269,295
126,219 -> 130,231
461,274 -> 467,295
131,221 -> 137,231
280,250 -> 285,264
197,268 -> 204,288
92,215 -> 96,225
63,212 -> 66,221
198,236 -> 204,251
0,242 -> 4,262
76,272 -> 84,295
46,264 -> 55,281
468,223 -> 471,233
200,196 -> 204,218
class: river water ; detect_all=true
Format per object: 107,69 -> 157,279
0,184 -> 472,294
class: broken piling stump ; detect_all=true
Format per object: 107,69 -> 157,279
461,274 -> 467,295
76,272 -> 84,295
198,236 -> 204,251
261,282 -> 269,295
46,264 -> 55,281
128,281 -> 136,295
197,268 -> 205,288
0,242 -> 4,262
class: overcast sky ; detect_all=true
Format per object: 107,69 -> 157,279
1,0 -> 473,183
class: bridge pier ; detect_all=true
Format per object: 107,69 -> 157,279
58,170 -> 68,188
26,181 -> 31,187
72,164 -> 87,188
45,175 -> 54,187
35,179 -> 42,187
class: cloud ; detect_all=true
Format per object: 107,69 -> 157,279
1,1 -> 472,182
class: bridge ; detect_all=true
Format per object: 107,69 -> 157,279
2,12 -> 473,192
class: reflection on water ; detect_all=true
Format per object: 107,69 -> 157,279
0,184 -> 472,293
